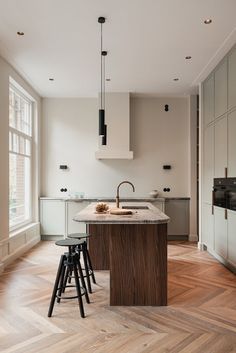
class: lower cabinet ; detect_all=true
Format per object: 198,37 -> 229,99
164,199 -> 189,237
202,203 -> 214,250
214,206 -> 227,259
227,210 -> 236,267
66,201 -> 89,234
40,200 -> 88,239
201,204 -> 236,272
152,200 -> 165,212
40,200 -> 66,237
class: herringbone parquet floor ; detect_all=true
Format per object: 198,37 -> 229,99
0,241 -> 236,353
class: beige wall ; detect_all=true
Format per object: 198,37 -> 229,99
0,56 -> 41,241
41,96 -> 192,199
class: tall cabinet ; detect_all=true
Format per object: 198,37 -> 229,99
201,44 -> 236,271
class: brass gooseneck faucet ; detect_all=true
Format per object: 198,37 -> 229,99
116,181 -> 135,208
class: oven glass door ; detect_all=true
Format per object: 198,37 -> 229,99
213,187 -> 227,208
227,190 -> 236,211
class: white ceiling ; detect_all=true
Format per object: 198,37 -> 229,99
0,0 -> 235,97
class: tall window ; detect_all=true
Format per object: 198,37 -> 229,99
9,83 -> 33,230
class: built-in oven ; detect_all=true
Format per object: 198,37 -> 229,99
213,178 -> 227,208
226,178 -> 236,211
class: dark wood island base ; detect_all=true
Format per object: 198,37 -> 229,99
88,223 -> 167,306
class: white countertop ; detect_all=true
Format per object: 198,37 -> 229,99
73,202 -> 170,224
39,196 -> 190,201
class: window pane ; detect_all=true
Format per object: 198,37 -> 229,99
25,139 -> 31,156
9,153 -> 31,228
19,136 -> 25,154
9,87 -> 32,136
12,133 -> 19,153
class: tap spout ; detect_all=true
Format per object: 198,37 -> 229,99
116,181 -> 135,208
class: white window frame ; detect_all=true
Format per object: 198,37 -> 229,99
9,81 -> 35,232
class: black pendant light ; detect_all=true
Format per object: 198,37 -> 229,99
98,16 -> 107,142
102,124 -> 107,145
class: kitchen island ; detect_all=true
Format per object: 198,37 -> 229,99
74,202 -> 169,306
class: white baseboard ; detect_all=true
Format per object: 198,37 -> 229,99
198,242 -> 205,250
207,247 -> 236,274
189,234 -> 198,242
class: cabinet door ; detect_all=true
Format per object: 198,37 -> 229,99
214,59 -> 227,118
228,47 -> 236,110
214,116 -> 227,178
203,125 -> 214,203
66,201 -> 89,235
40,200 -> 66,235
202,203 -> 214,250
165,200 -> 189,236
228,109 -> 236,177
228,210 -> 236,266
214,207 -> 227,259
203,75 -> 214,126
152,201 -> 164,212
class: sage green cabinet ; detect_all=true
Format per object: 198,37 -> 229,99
203,74 -> 214,126
214,207 -> 227,259
214,116 -> 227,178
228,47 -> 236,110
152,200 -> 165,212
203,125 -> 214,203
214,59 -> 227,119
165,199 -> 189,236
227,210 -> 236,267
228,109 -> 236,177
202,203 -> 214,250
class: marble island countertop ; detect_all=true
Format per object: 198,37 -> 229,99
73,202 -> 170,224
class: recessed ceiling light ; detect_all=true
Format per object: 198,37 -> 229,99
173,78 -> 179,81
49,78 -> 54,81
204,19 -> 212,24
17,31 -> 24,36
185,56 -> 192,60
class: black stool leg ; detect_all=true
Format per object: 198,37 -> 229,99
48,254 -> 65,317
82,243 -> 92,293
57,262 -> 66,303
76,253 -> 90,304
73,257 -> 85,318
68,267 -> 72,284
62,266 -> 69,293
85,244 -> 96,284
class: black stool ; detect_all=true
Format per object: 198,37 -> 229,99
48,238 -> 90,318
68,233 -> 96,294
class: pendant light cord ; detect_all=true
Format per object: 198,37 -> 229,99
100,22 -> 103,109
103,49 -> 105,109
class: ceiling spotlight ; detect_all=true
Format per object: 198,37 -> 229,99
173,78 -> 179,81
204,19 -> 212,24
17,31 -> 24,36
49,78 -> 54,81
185,56 -> 192,60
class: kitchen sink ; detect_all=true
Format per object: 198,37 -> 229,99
122,205 -> 149,210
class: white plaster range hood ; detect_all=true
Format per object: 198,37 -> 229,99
95,93 -> 134,159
